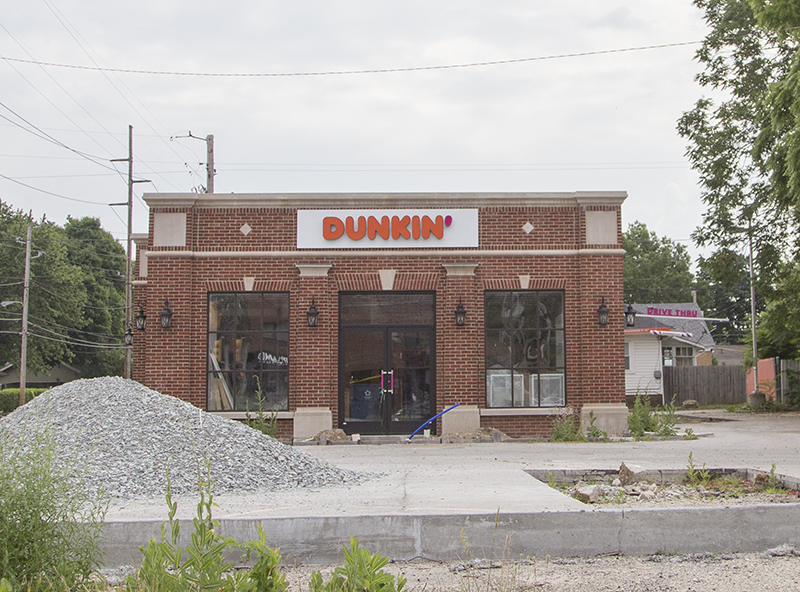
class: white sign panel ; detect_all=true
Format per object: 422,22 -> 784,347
297,209 -> 479,249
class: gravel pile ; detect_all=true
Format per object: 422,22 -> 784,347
0,377 -> 368,499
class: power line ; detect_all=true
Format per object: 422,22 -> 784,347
0,40 -> 703,77
0,171 -> 110,205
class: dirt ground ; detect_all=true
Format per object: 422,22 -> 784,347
281,550 -> 800,592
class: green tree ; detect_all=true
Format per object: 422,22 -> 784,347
677,0 -> 797,284
0,203 -> 88,375
623,221 -> 697,305
63,217 -> 126,377
749,0 -> 800,224
696,249 -> 765,345
757,260 -> 800,359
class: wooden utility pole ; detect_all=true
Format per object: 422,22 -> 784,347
206,134 -> 214,193
19,222 -> 31,407
111,126 -> 148,379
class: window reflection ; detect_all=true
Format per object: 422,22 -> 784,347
207,292 -> 289,412
485,290 -> 566,408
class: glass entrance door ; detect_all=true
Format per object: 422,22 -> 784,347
339,293 -> 435,435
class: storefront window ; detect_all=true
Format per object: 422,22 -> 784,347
207,292 -> 289,412
485,291 -> 565,407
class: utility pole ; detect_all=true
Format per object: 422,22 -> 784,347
20,222 -> 31,408
206,134 -> 214,193
748,225 -> 759,395
111,126 -> 149,379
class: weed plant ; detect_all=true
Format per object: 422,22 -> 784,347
457,518 -> 540,592
309,538 -> 406,592
0,426 -> 107,590
586,411 -> 608,441
684,452 -> 711,486
127,469 -> 289,592
550,413 -> 586,442
628,395 -> 681,438
127,469 -> 406,592
627,394 -> 655,437
245,377 -> 279,439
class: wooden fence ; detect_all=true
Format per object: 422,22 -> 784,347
662,365 -> 747,407
778,359 -> 800,404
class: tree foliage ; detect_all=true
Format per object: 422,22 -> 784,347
0,201 -> 125,378
696,249 -> 765,345
678,0 -> 798,283
63,217 -> 126,377
757,259 -> 800,358
623,221 -> 697,305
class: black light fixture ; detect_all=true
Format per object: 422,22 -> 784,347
134,304 -> 147,331
307,298 -> 319,327
597,297 -> 609,326
160,298 -> 173,329
625,304 -> 636,327
454,299 -> 467,327
124,325 -> 133,346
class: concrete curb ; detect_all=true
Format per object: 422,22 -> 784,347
100,503 -> 800,568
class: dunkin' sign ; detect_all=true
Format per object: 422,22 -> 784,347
297,209 -> 479,249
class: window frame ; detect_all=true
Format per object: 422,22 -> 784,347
206,291 -> 290,412
484,290 -> 566,409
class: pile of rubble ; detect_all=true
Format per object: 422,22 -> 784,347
565,462 -> 800,507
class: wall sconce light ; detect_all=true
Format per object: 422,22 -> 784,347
124,325 -> 133,346
454,300 -> 467,327
597,297 -> 609,326
134,304 -> 147,331
625,304 -> 636,327
307,298 -> 319,327
160,298 -> 173,329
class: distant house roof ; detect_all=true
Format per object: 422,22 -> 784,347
626,302 -> 715,348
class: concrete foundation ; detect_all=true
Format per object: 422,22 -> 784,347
293,407 -> 332,441
580,403 -> 629,437
101,503 -> 800,568
441,404 -> 480,434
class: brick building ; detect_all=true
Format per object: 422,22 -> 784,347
132,191 -> 627,440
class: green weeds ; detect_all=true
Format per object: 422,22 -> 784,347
550,413 -> 586,442
310,538 -> 405,592
245,377 -> 279,439
0,425 -> 107,591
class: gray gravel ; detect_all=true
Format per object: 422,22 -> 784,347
0,377 -> 368,499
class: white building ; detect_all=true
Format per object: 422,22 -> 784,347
624,302 -> 715,405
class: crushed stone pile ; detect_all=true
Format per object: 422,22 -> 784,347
0,377 -> 368,499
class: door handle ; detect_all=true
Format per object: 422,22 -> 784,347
381,370 -> 394,394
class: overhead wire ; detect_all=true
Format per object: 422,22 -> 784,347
0,40 -> 704,77
0,20 -> 129,166
40,0 -> 198,193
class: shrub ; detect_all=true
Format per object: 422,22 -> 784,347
0,425 -> 107,590
0,388 -> 48,414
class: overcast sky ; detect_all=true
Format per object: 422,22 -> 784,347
1,1 -> 710,260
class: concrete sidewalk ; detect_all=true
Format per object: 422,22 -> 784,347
101,411 -> 800,566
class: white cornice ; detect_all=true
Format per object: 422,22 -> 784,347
145,248 -> 625,259
143,191 -> 627,210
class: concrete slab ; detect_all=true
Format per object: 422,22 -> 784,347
101,411 -> 800,567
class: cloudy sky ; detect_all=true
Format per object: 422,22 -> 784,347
1,1 -> 710,259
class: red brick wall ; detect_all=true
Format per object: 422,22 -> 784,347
134,197 -> 625,437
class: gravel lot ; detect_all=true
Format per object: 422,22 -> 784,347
276,549 -> 800,592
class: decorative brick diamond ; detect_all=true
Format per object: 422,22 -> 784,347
240,223 -> 252,236
522,221 -> 534,234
